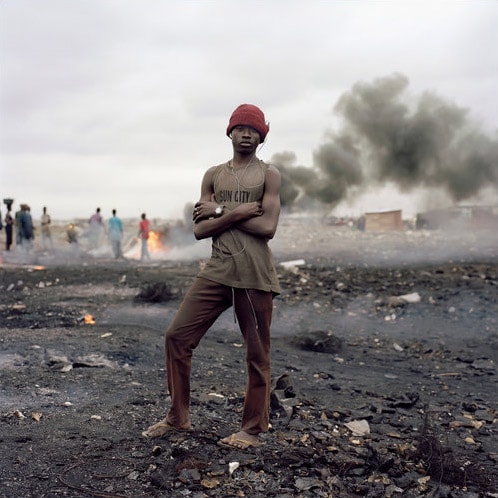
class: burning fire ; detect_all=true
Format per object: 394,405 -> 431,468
124,229 -> 169,259
82,314 -> 95,325
147,230 -> 167,252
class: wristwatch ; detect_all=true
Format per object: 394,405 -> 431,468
215,205 -> 224,217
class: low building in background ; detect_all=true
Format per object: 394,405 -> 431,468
416,205 -> 498,230
363,209 -> 403,232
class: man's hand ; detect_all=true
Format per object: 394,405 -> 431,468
231,201 -> 263,219
192,200 -> 222,222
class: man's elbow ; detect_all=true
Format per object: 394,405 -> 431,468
265,227 -> 277,240
194,231 -> 210,241
193,225 -> 208,240
261,220 -> 278,239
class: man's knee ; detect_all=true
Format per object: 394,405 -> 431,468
165,326 -> 189,347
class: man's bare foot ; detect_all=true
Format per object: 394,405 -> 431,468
142,418 -> 192,438
218,431 -> 262,450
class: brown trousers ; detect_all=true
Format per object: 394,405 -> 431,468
164,277 -> 273,435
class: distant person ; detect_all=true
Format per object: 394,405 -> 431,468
40,206 -> 53,251
143,104 -> 281,450
138,213 -> 151,261
4,208 -> 13,250
67,223 -> 78,244
107,209 -> 123,259
88,207 -> 104,250
66,223 -> 80,255
19,204 -> 34,251
15,205 -> 23,246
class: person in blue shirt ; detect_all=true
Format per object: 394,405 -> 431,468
19,204 -> 34,251
107,209 -> 123,259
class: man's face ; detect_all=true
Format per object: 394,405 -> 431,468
231,125 -> 261,154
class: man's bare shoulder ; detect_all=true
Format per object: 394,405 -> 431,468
203,162 -> 228,176
261,161 -> 281,175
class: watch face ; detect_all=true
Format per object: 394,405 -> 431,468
215,207 -> 222,215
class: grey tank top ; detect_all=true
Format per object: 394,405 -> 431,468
197,160 -> 280,294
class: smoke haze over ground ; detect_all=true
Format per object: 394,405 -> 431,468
1,215 -> 498,270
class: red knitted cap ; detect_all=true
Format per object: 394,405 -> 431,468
226,104 -> 269,142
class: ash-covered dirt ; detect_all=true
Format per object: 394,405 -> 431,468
0,220 -> 497,497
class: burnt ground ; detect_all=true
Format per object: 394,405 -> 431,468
0,222 -> 497,497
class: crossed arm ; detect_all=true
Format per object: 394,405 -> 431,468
192,164 -> 281,241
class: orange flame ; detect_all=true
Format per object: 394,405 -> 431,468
124,229 -> 169,259
83,314 -> 95,325
147,230 -> 168,252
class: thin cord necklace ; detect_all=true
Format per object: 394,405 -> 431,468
229,155 -> 255,188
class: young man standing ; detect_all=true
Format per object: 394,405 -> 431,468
144,104 -> 281,449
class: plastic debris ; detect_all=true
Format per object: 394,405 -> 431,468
345,419 -> 370,436
228,462 -> 239,475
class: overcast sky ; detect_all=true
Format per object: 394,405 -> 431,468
1,0 -> 497,222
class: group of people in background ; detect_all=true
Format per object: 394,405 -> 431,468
1,203 -> 152,262
0,203 -> 53,253
0,203 -> 36,252
86,207 -> 151,261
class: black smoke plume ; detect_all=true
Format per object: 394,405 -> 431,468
274,73 -> 498,210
